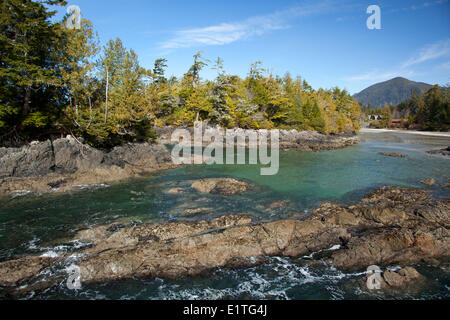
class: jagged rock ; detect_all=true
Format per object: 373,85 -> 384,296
382,267 -> 422,288
52,137 -> 103,174
0,140 -> 54,178
0,256 -> 54,287
383,270 -> 406,287
102,143 -> 172,169
0,139 -> 176,195
0,187 -> 448,294
427,147 -> 450,156
398,266 -> 421,281
191,178 -> 251,195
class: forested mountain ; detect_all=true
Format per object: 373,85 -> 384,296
0,0 -> 361,148
353,77 -> 432,108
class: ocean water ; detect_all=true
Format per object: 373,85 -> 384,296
0,130 -> 449,300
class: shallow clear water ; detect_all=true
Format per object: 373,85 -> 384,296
0,131 -> 449,300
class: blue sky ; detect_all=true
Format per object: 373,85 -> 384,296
55,0 -> 450,94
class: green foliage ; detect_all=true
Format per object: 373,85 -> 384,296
393,85 -> 449,131
0,0 -> 68,143
0,2 -> 362,148
153,58 -> 168,84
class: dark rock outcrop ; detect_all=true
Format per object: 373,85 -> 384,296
52,137 -> 104,174
427,147 -> 450,156
0,137 -> 173,180
0,137 -> 176,195
0,140 -> 55,178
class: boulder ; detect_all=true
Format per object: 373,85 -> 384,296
382,267 -> 422,288
383,270 -> 406,287
398,266 -> 421,281
191,178 -> 251,195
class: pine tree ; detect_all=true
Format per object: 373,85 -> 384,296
0,0 -> 68,142
153,58 -> 168,84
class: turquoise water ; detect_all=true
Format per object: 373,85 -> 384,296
0,131 -> 449,299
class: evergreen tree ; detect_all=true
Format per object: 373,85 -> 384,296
153,58 -> 168,84
0,0 -> 68,142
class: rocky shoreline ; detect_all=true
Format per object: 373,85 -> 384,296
0,127 -> 359,196
156,126 -> 360,151
0,185 -> 448,296
0,135 -> 176,196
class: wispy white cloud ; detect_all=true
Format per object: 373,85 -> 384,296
387,0 -> 448,14
344,38 -> 449,83
159,1 -> 333,50
402,39 -> 450,67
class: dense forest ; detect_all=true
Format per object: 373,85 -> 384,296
393,85 -> 450,131
361,104 -> 392,129
359,85 -> 449,131
0,0 -> 361,148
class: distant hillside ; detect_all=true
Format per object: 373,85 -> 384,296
353,77 -> 432,108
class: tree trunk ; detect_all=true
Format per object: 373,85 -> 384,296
23,85 -> 31,116
105,67 -> 109,124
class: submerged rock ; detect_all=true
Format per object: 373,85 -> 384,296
420,178 -> 436,186
268,200 -> 289,209
0,186 -> 448,294
166,187 -> 185,195
191,178 -> 251,195
183,208 -> 212,216
379,152 -> 408,158
427,147 -> 450,156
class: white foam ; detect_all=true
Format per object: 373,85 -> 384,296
11,190 -> 32,199
41,250 -> 59,258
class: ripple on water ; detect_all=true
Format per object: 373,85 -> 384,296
1,133 -> 449,299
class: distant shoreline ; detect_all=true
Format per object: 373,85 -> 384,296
360,128 -> 450,138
